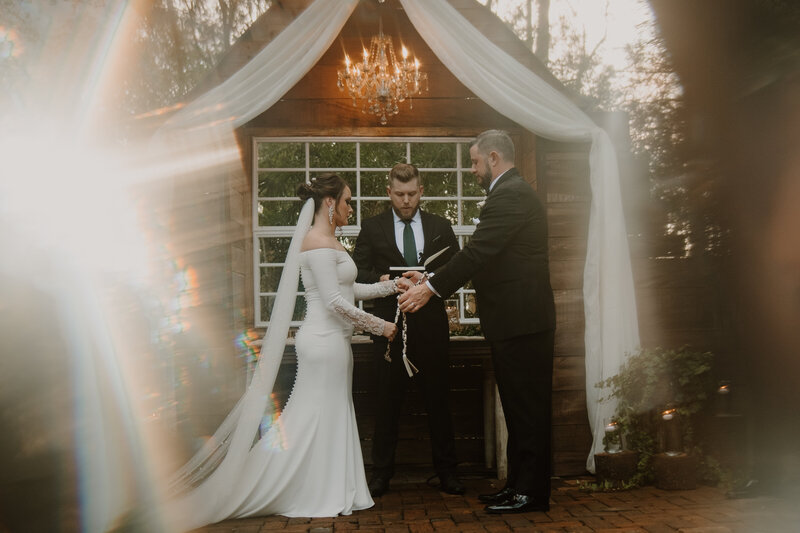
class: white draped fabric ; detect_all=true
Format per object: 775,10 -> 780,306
158,0 -> 638,495
400,0 -> 640,472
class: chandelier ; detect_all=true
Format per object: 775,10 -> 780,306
337,27 -> 428,125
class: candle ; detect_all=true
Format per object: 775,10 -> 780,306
717,381 -> 732,415
604,420 -> 622,453
662,409 -> 682,455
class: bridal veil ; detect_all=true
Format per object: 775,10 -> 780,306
162,198 -> 315,525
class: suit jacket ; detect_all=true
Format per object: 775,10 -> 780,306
429,168 -> 556,341
354,208 -> 459,344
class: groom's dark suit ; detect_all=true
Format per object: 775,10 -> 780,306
429,168 -> 556,504
354,208 -> 460,480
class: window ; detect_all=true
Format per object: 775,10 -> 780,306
253,137 -> 483,331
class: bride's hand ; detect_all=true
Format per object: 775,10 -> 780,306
395,277 -> 414,293
383,322 -> 398,341
402,271 -> 425,284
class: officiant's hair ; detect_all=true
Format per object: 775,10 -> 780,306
388,163 -> 421,186
472,129 -> 515,162
297,173 -> 349,212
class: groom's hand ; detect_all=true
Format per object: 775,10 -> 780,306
398,283 -> 433,313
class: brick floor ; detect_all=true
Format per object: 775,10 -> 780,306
191,476 -> 800,533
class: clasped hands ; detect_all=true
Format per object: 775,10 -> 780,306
396,271 -> 433,313
377,272 -> 433,341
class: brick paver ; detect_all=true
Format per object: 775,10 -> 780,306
189,476 -> 800,532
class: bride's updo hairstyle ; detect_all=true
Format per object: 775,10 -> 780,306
296,173 -> 349,213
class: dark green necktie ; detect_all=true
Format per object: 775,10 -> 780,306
403,220 -> 418,266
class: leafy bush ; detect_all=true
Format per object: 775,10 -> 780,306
598,346 -> 714,485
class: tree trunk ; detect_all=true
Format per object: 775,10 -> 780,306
535,0 -> 551,64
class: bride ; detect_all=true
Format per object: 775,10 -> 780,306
162,173 -> 411,530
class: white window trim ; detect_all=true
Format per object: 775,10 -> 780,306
253,137 -> 481,328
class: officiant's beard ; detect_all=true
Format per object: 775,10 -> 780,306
475,162 -> 493,192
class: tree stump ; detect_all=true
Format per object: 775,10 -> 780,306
653,453 -> 698,490
595,450 -> 639,488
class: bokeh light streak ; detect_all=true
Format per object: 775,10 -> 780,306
0,1 -> 248,531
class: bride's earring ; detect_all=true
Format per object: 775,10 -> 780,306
328,204 -> 335,226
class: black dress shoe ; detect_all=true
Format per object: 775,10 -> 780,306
485,492 -> 549,514
478,486 -> 515,504
368,475 -> 390,497
439,474 -> 465,495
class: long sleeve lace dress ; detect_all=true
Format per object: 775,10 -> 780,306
166,248 -> 395,529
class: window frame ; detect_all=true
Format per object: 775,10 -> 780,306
253,136 -> 482,329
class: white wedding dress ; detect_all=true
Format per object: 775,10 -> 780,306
163,203 -> 396,530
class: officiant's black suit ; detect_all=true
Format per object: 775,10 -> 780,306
353,208 -> 460,481
430,168 -> 556,504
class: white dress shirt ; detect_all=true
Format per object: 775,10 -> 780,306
393,209 -> 424,264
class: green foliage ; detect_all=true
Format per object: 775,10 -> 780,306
598,346 -> 715,485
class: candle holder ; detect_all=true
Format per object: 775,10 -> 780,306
661,408 -> 683,456
716,380 -> 732,416
603,419 -> 623,454
594,418 -> 638,489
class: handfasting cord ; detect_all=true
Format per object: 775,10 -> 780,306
383,276 -> 420,377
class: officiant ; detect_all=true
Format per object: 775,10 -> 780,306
353,163 -> 464,497
398,131 -> 556,514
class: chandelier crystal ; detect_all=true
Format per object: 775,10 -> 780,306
337,29 -> 428,125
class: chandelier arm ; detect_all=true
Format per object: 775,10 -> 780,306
336,26 -> 427,123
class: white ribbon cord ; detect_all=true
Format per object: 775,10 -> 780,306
383,298 -> 419,378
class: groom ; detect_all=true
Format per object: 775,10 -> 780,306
399,130 -> 556,513
354,163 -> 464,497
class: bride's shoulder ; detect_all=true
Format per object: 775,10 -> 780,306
300,231 -> 345,253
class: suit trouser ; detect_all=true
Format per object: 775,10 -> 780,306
370,334 -> 458,478
490,329 -> 555,502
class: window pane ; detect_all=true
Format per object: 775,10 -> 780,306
309,142 -> 356,168
261,295 -> 307,322
259,237 -> 292,264
260,266 -> 283,292
360,171 -> 389,197
258,142 -> 304,168
462,174 -> 485,196
335,171 -> 358,190
258,171 -> 304,197
360,199 -> 390,220
411,142 -> 456,168
258,200 -> 302,226
420,200 -> 457,225
421,171 -> 456,197
260,296 -> 274,322
293,295 -> 307,321
460,142 -> 472,169
360,142 -> 405,168
461,199 -> 483,225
